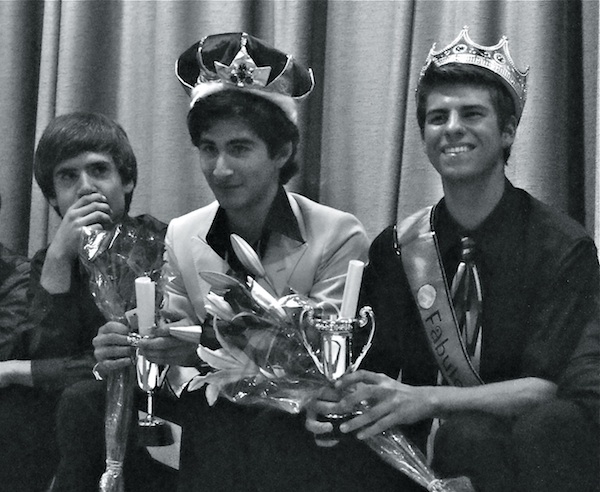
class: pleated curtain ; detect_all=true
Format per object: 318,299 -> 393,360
0,0 -> 597,256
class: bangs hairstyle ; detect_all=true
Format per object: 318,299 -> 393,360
187,90 -> 300,184
34,112 -> 138,209
416,64 -> 516,161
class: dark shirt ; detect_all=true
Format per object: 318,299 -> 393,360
27,214 -> 167,392
557,319 -> 600,426
361,180 -> 599,403
0,243 -> 30,360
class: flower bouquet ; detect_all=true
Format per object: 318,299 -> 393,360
79,218 -> 165,492
190,234 -> 474,492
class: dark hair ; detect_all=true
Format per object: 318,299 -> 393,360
34,112 -> 138,210
187,90 -> 300,184
416,63 -> 516,162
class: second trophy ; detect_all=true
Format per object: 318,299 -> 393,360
134,277 -> 173,447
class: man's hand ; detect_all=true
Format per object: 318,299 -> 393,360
42,193 -> 113,294
0,360 -> 33,388
137,315 -> 200,367
93,321 -> 134,375
304,385 -> 345,447
331,370 -> 436,440
48,193 -> 113,262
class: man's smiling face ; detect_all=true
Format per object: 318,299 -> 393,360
423,84 -> 515,184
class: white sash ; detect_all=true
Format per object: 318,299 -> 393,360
395,206 -> 483,387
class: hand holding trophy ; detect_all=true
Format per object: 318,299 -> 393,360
300,260 -> 375,443
134,277 -> 173,447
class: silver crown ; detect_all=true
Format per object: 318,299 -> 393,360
420,27 -> 529,121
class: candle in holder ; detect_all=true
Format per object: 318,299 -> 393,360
339,260 -> 365,319
135,277 -> 155,335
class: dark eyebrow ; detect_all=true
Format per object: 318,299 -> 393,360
425,108 -> 448,117
461,104 -> 489,112
54,165 -> 77,176
227,138 -> 256,146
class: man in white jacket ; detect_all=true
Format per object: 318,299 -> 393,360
94,33 -> 371,490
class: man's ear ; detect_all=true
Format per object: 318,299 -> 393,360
47,196 -> 63,217
275,142 -> 293,169
502,115 -> 517,147
122,180 -> 135,194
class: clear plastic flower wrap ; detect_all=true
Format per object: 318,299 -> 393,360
79,218 -> 165,492
189,234 -> 475,492
188,270 -> 329,413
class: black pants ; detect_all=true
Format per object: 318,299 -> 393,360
177,390 -> 422,492
0,386 -> 59,491
433,400 -> 600,492
52,379 -> 178,492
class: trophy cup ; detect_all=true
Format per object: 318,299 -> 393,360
134,277 -> 173,447
301,261 -> 375,441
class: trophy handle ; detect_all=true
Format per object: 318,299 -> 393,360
348,306 -> 375,373
298,306 -> 324,374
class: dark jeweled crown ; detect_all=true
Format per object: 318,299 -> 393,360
420,27 -> 529,121
176,32 -> 314,123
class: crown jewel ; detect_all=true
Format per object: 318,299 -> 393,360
420,27 -> 529,120
212,34 -> 272,89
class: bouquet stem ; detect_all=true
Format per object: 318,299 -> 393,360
100,366 -> 135,492
364,428 -> 475,492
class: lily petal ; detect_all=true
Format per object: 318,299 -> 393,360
230,234 -> 267,278
205,292 -> 235,321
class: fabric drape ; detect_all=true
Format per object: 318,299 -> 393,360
0,0 -> 596,256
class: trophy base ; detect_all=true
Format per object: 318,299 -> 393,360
137,419 -> 174,447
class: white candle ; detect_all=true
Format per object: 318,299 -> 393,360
339,260 -> 365,319
135,277 -> 155,335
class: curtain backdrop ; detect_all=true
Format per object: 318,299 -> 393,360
0,0 -> 597,257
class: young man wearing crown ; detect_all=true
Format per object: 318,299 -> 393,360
307,28 -> 599,492
92,33 -> 372,491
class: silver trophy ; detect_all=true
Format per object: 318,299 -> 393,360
301,306 -> 375,440
135,351 -> 173,446
133,277 -> 173,447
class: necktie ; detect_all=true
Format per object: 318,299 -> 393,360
450,236 -> 483,371
427,236 -> 485,463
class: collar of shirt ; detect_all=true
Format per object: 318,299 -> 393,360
206,186 -> 304,264
434,179 -> 524,273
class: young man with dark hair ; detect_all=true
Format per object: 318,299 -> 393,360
93,33 -> 370,491
308,28 -> 599,492
0,112 -> 168,491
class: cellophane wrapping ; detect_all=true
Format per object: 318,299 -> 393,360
191,236 -> 473,492
79,219 -> 165,492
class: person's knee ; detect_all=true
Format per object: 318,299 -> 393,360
436,412 -> 511,452
433,412 -> 515,492
512,399 -> 599,492
56,380 -> 106,441
513,399 -> 595,452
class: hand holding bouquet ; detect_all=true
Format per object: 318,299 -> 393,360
80,218 -> 165,492
189,234 -> 474,492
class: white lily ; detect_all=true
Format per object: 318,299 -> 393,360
248,277 -> 287,321
230,233 -> 267,278
190,318 -> 271,406
204,292 -> 235,321
230,234 -> 278,293
168,325 -> 203,344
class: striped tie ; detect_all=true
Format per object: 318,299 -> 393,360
450,236 -> 483,371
